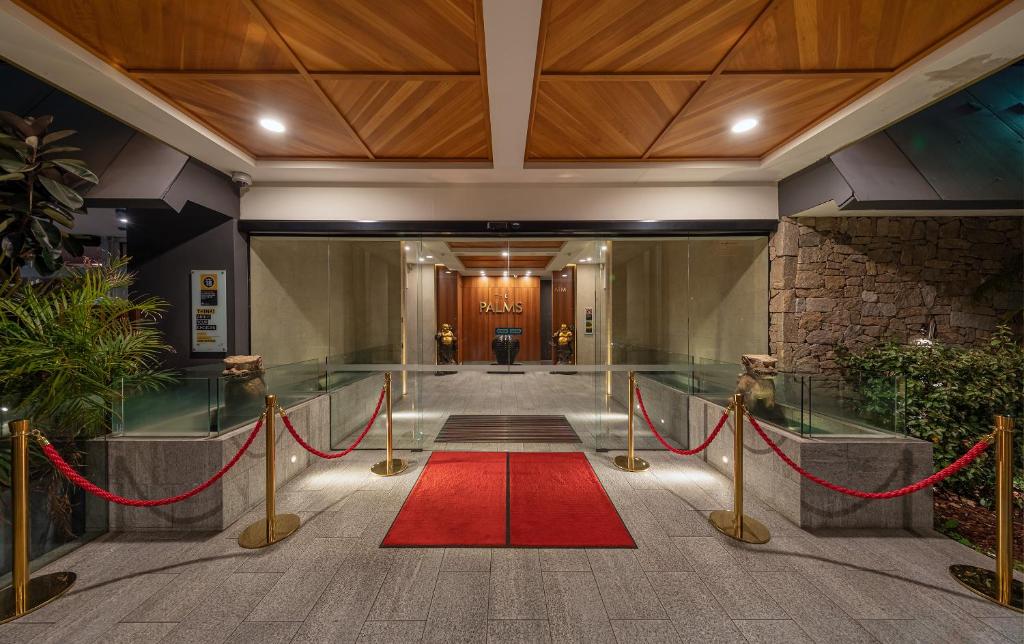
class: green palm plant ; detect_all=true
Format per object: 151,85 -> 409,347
0,111 -> 96,280
0,257 -> 174,440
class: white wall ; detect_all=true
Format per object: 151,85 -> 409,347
240,184 -> 778,221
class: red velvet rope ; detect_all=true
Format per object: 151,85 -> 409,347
636,386 -> 729,456
280,386 -> 385,459
41,416 -> 265,507
747,414 -> 992,499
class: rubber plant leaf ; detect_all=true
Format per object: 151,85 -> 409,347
38,175 -> 84,210
50,159 -> 99,184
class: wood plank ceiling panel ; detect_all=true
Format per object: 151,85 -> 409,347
726,0 -> 1004,71
13,0 -> 491,162
254,0 -> 480,72
529,79 -> 700,158
320,78 -> 489,159
648,76 -> 876,158
459,256 -> 553,269
526,0 -> 1009,162
143,76 -> 369,158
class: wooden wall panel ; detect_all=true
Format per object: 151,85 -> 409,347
435,266 -> 461,363
459,276 -> 541,362
551,266 -> 575,364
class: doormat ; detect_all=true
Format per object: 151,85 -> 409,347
435,415 -> 581,443
381,452 -> 635,548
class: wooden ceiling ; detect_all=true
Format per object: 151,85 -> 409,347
526,0 -> 1010,162
446,241 -> 565,271
14,0 -> 491,162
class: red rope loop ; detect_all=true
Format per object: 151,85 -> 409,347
636,386 -> 729,456
747,414 -> 992,499
281,386 -> 386,459
40,416 -> 265,507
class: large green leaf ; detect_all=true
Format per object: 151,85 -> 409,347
0,159 -> 31,173
50,158 -> 98,184
30,218 -> 56,249
41,129 -> 76,146
37,200 -> 77,228
38,176 -> 84,210
0,172 -> 25,182
39,146 -> 81,157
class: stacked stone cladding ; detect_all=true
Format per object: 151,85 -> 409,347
768,216 -> 1023,374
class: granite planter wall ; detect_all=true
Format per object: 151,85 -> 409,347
104,394 -> 329,531
689,397 -> 934,529
611,372 -> 689,449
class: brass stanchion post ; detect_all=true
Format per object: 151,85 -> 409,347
950,415 -> 1022,612
372,372 -> 408,476
0,420 -> 75,623
239,395 -> 300,549
709,394 -> 770,544
614,370 -> 650,472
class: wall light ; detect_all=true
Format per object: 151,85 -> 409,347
290,455 -> 297,463
525,271 -> 532,276
731,117 -> 758,133
259,117 -> 286,133
723,456 -> 729,464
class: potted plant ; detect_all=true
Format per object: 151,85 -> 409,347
0,113 -> 173,571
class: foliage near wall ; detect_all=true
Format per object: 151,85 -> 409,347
837,327 -> 1023,509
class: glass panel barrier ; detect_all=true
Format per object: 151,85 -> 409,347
119,376 -> 214,436
806,374 -> 904,437
218,358 -> 325,433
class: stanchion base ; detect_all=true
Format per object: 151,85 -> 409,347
238,514 -> 301,549
613,455 -> 650,472
949,565 -> 1023,613
709,510 -> 770,544
371,458 -> 409,477
0,572 -> 76,624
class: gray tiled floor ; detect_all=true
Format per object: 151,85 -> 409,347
4,448 -> 1022,643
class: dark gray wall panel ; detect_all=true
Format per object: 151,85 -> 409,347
830,132 -> 939,202
778,159 -> 853,218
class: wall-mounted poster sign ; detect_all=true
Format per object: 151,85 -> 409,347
191,270 -> 227,353
584,307 -> 594,335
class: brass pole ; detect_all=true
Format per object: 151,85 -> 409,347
709,395 -> 770,544
0,420 -> 75,624
238,396 -> 300,548
372,372 -> 408,476
614,370 -> 649,472
950,415 -> 1022,611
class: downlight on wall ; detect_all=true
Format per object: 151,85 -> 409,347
259,117 -> 286,133
730,117 -> 758,133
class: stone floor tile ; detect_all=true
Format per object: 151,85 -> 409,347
304,548 -> 395,624
586,550 -> 667,620
489,550 -> 547,620
857,618 -> 955,643
441,548 -> 492,572
158,572 -> 280,644
224,621 -> 301,643
609,619 -> 681,643
0,623 -> 51,643
542,571 -> 617,644
733,619 -> 814,643
538,549 -> 591,572
356,620 -> 426,643
672,537 -> 786,620
99,622 -> 177,643
648,572 -> 745,644
247,538 -> 355,622
751,570 -> 876,642
486,620 -> 550,644
422,571 -> 489,643
979,617 -> 1024,640
366,548 -> 443,621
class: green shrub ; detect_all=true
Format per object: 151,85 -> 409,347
836,326 -> 1023,509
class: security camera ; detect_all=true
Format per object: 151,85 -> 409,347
230,171 -> 253,188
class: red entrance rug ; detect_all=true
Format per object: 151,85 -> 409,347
381,452 -> 634,548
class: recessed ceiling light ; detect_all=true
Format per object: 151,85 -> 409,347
561,274 -> 568,278
586,257 -> 592,261
640,219 -> 658,223
501,251 -> 509,257
259,117 -> 286,133
356,219 -> 377,223
525,271 -> 532,276
425,255 -> 434,259
418,257 -> 425,262
600,245 -> 608,251
404,245 -> 411,251
118,217 -> 129,224
480,270 -> 486,276
503,270 -> 509,277
731,117 -> 758,133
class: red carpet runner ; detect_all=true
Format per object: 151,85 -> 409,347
382,452 -> 635,548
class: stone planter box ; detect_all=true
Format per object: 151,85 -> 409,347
689,397 -> 934,529
102,394 -> 329,531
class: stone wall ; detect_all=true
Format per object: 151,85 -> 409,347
769,216 -> 1023,374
